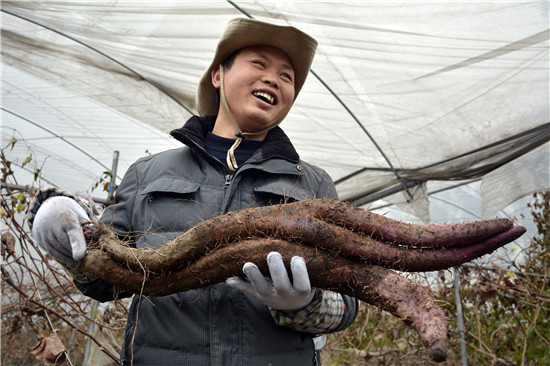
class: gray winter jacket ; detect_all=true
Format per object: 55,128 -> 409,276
76,115 -> 358,365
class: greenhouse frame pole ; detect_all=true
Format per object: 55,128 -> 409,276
454,266 -> 468,366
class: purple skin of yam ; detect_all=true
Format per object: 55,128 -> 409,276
375,225 -> 527,272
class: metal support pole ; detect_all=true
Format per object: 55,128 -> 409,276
82,300 -> 98,366
454,266 -> 468,366
107,150 -> 120,202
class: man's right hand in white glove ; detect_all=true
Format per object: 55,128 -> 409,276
32,196 -> 90,269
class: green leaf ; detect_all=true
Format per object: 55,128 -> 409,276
7,137 -> 17,150
22,154 -> 32,167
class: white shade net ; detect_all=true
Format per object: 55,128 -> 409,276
2,1 -> 549,221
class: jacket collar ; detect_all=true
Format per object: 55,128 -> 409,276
170,115 -> 300,163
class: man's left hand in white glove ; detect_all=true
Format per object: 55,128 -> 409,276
226,251 -> 315,311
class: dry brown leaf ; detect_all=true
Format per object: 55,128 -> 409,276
32,331 -> 67,365
1,231 -> 16,258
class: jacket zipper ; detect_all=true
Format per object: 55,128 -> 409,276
121,297 -> 140,365
224,173 -> 233,188
221,172 -> 238,214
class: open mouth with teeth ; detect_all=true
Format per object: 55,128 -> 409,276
252,91 -> 276,105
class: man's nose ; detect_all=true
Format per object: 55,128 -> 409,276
262,73 -> 279,88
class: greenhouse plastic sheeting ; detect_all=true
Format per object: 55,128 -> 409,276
2,1 -> 549,222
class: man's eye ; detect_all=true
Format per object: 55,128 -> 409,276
253,61 -> 265,68
281,73 -> 293,81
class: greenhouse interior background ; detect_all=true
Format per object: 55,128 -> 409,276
1,1 -> 549,365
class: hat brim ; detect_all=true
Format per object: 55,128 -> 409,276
196,18 -> 318,116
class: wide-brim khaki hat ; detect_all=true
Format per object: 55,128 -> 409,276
196,18 -> 318,116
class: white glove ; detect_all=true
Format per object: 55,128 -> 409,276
32,196 -> 89,269
226,251 -> 315,311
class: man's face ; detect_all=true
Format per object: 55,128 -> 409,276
212,45 -> 296,134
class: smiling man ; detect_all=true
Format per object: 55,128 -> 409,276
30,18 -> 358,365
212,45 -> 295,139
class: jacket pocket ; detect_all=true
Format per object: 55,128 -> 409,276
139,176 -> 202,240
253,181 -> 315,206
141,176 -> 200,196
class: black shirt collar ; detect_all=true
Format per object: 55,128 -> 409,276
170,115 -> 300,163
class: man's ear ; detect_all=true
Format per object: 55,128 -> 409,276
211,65 -> 221,89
